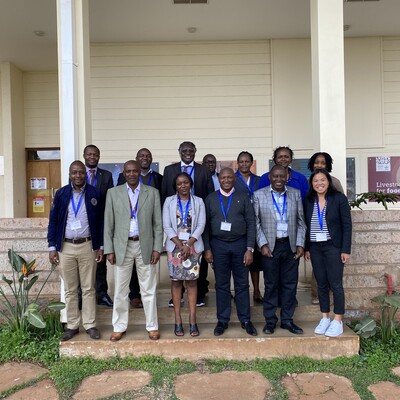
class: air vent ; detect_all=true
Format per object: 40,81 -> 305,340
344,0 -> 380,2
173,0 -> 208,4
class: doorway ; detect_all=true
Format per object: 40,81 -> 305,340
26,150 -> 61,218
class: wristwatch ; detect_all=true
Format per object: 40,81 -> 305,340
247,247 -> 254,253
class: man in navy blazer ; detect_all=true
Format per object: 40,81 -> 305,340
83,145 -> 114,308
161,141 -> 214,306
48,161 -> 104,341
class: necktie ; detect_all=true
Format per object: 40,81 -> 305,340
90,169 -> 95,185
183,165 -> 188,173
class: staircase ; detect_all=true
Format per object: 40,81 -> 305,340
60,289 -> 360,361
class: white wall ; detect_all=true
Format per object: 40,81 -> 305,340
18,37 -> 400,198
90,41 -> 272,172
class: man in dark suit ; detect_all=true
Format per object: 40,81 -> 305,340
83,144 -> 114,307
48,161 -> 103,341
117,148 -> 163,308
161,141 -> 214,306
202,153 -> 220,190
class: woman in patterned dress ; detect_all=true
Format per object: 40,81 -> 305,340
162,172 -> 206,337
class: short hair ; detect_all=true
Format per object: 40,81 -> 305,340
307,168 -> 338,200
178,141 -> 197,152
307,152 -> 334,173
202,154 -> 216,163
174,172 -> 194,188
272,146 -> 293,164
269,164 -> 286,174
237,151 -> 254,163
83,144 -> 100,155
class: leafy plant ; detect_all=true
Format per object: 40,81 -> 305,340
353,291 -> 400,343
349,191 -> 399,210
0,248 -> 65,332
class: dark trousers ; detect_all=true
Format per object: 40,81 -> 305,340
197,255 -> 209,299
129,262 -> 141,300
95,258 -> 108,297
309,240 -> 345,315
211,236 -> 250,324
262,240 -> 299,324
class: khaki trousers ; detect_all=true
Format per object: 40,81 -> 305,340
59,241 -> 97,330
112,240 -> 158,332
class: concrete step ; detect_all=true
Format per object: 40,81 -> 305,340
59,321 -> 359,361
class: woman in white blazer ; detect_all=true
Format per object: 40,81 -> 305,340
162,172 -> 206,337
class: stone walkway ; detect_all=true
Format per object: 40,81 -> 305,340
1,362 -> 400,399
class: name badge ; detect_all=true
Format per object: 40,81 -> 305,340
277,222 -> 288,231
129,218 -> 138,233
178,231 -> 190,241
71,219 -> 82,230
220,221 -> 232,231
316,232 -> 328,242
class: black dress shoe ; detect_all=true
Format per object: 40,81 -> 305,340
241,321 -> 257,336
86,327 -> 101,339
61,328 -> 79,342
263,323 -> 276,335
280,322 -> 304,334
98,294 -> 113,307
214,321 -> 228,336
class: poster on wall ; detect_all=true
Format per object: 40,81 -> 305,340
30,177 -> 47,190
368,156 -> 400,194
33,196 -> 45,213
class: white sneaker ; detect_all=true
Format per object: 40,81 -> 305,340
314,317 -> 331,334
325,320 -> 343,337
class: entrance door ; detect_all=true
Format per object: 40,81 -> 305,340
26,160 -> 61,218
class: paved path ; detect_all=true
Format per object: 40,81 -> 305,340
1,362 -> 400,399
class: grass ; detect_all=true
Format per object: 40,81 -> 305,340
0,326 -> 399,399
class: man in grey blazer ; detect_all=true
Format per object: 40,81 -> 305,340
104,160 -> 163,341
253,165 -> 306,335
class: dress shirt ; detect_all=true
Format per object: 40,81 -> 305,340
127,183 -> 141,237
211,173 -> 220,190
65,184 -> 91,240
180,161 -> 195,188
85,166 -> 97,185
270,187 -> 288,238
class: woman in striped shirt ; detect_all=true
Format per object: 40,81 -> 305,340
304,169 -> 352,337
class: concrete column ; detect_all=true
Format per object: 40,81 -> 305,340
0,62 -> 27,217
56,0 -> 91,185
310,0 -> 347,190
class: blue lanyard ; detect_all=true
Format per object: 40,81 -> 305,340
316,199 -> 327,231
271,192 -> 286,222
177,195 -> 191,227
86,170 -> 97,187
236,172 -> 255,199
128,191 -> 139,219
71,191 -> 84,218
139,171 -> 152,187
219,192 -> 233,222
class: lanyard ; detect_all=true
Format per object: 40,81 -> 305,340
128,191 -> 139,219
219,192 -> 233,222
139,171 -> 152,187
71,191 -> 84,218
316,199 -> 327,231
86,170 -> 97,187
177,195 -> 191,227
236,171 -> 255,198
271,192 -> 286,222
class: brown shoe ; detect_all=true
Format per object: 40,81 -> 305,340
61,328 -> 79,342
86,327 -> 101,340
110,331 -> 126,342
130,298 -> 143,308
148,330 -> 160,340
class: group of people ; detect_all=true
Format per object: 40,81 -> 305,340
48,141 -> 352,342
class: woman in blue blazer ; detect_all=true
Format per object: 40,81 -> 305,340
304,169 -> 352,337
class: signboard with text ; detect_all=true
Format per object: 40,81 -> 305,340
368,156 -> 400,194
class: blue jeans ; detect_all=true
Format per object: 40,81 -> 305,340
211,236 -> 251,324
309,240 -> 345,315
